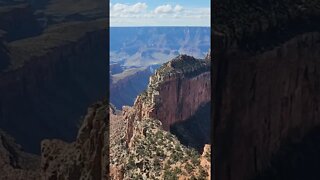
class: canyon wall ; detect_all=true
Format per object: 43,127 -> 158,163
109,54 -> 211,179
0,20 -> 107,153
214,25 -> 320,180
133,55 -> 211,131
214,1 -> 320,180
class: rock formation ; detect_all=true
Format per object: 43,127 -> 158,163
0,129 -> 40,180
110,54 -> 211,179
132,54 -> 211,131
214,1 -> 320,180
40,101 -> 108,180
0,100 -> 109,180
0,0 -> 109,179
0,0 -> 108,153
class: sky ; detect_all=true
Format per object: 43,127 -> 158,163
110,0 -> 210,27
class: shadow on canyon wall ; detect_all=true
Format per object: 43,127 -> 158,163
0,0 -> 108,153
254,126 -> 320,180
171,102 -> 211,153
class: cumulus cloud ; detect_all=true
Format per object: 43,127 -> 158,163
111,2 -> 147,15
110,2 -> 209,26
154,4 -> 173,14
154,4 -> 184,14
154,4 -> 183,14
174,5 -> 183,12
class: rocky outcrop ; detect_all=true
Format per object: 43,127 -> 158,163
133,54 -> 211,131
214,1 -> 320,178
0,19 -> 108,153
0,129 -> 40,180
109,54 -> 211,179
40,101 -> 108,180
200,144 -> 211,179
110,108 -> 210,180
0,100 -> 108,180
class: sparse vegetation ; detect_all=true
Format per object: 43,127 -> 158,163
111,117 -> 209,179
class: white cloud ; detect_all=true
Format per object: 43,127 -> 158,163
174,5 -> 183,12
110,3 -> 209,26
112,2 -> 147,15
154,4 -> 173,14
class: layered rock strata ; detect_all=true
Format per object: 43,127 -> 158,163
133,54 -> 211,131
110,54 -> 211,179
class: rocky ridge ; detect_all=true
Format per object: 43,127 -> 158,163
133,54 -> 211,131
110,53 -> 211,179
40,100 -> 108,180
0,130 -> 40,180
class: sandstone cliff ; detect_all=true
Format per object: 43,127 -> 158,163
110,54 -> 211,179
133,54 -> 211,131
213,1 -> 320,179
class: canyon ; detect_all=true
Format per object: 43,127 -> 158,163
109,27 -> 210,109
0,0 -> 107,153
0,100 -> 108,180
213,0 -> 320,180
132,54 -> 211,131
110,53 -> 211,179
110,65 -> 160,109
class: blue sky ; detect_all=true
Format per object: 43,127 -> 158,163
110,0 -> 210,27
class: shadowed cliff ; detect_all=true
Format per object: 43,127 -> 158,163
0,0 -> 108,153
213,0 -> 320,180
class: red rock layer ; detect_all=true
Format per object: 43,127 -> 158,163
145,72 -> 211,130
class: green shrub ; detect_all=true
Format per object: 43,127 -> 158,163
163,170 -> 178,180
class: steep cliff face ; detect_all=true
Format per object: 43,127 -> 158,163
133,55 -> 211,131
213,1 -> 320,179
110,54 -> 211,179
214,14 -> 320,180
40,101 -> 108,180
0,19 -> 107,153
